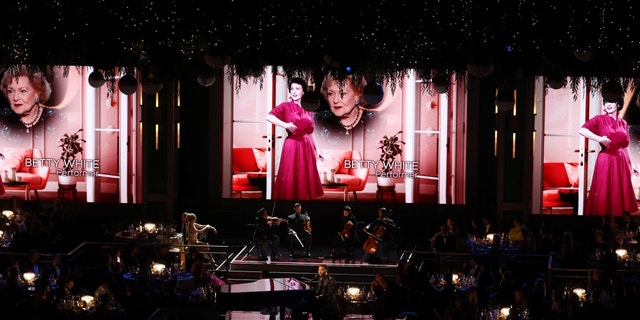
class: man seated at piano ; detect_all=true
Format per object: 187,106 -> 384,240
287,202 -> 312,259
255,207 -> 282,261
312,264 -> 340,320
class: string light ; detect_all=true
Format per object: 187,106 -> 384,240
3,1 -> 639,84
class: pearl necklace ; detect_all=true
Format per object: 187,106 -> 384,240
20,104 -> 43,133
339,108 -> 362,135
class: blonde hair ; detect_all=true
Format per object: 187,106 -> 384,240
185,212 -> 197,222
1,65 -> 52,103
320,75 -> 365,108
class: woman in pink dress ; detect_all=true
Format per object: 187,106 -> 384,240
579,84 -> 639,216
266,78 -> 324,200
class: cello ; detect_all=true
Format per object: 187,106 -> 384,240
362,221 -> 386,255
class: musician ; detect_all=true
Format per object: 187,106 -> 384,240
185,212 -> 217,246
287,202 -> 312,259
185,212 -> 218,265
255,207 -> 281,261
329,205 -> 358,261
312,264 -> 339,320
362,207 -> 400,263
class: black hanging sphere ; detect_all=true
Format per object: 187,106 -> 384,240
363,82 -> 384,106
301,91 -> 321,111
88,71 -> 106,88
119,74 -> 138,95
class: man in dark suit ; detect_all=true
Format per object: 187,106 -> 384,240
287,203 -> 312,259
481,215 -> 499,238
312,264 -> 339,320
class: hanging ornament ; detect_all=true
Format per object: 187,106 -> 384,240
88,70 -> 106,88
573,47 -> 596,62
140,73 -> 163,94
205,47 -> 231,69
119,74 -> 138,95
301,91 -> 321,111
363,81 -> 384,105
546,76 -> 567,90
432,74 -> 450,94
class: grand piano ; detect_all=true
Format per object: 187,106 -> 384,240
217,277 -> 316,319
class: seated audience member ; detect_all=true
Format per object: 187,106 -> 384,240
481,215 -> 499,237
558,231 -> 586,268
536,225 -> 555,255
185,246 -> 200,272
20,248 -> 46,276
154,243 -> 177,266
190,253 -> 211,287
431,224 -> 450,252
507,217 -> 525,244
30,281 -> 55,320
518,227 -> 537,253
121,241 -> 141,273
55,275 -> 80,303
618,210 -> 638,236
493,264 -> 515,306
599,213 -> 618,244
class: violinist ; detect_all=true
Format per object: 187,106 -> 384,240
287,202 -> 312,259
330,205 -> 357,261
362,207 -> 399,263
255,207 -> 281,262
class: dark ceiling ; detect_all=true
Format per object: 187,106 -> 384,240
2,0 -> 639,83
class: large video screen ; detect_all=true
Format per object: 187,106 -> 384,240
0,65 -> 137,203
228,69 -> 466,204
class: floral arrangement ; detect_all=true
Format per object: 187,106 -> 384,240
378,130 -> 405,174
58,128 -> 85,173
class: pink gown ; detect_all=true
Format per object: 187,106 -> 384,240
269,101 -> 324,200
582,114 -> 638,216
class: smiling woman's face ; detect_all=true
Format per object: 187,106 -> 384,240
324,78 -> 359,118
5,75 -> 38,116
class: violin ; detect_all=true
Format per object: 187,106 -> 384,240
303,212 -> 312,233
266,216 -> 286,224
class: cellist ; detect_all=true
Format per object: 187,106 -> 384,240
362,207 -> 399,263
329,205 -> 358,261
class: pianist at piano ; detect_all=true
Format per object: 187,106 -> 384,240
312,264 -> 340,320
218,276 -> 316,320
